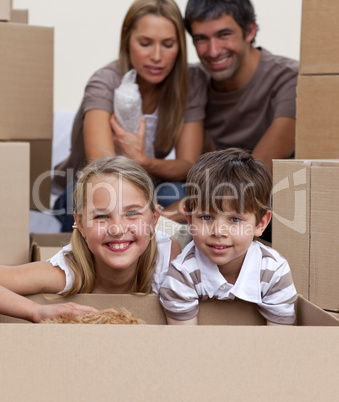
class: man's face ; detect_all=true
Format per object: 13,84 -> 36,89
190,13 -> 256,85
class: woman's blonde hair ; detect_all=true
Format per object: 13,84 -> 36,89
62,156 -> 158,296
118,0 -> 188,154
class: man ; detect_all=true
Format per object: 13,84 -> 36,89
184,0 -> 298,172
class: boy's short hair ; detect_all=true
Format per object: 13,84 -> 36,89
185,148 -> 272,223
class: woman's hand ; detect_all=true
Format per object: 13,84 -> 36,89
32,302 -> 98,323
110,114 -> 147,165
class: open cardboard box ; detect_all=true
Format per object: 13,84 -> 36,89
0,294 -> 338,401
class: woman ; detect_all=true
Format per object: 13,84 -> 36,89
54,0 -> 207,230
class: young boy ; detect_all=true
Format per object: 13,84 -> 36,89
159,148 -> 297,325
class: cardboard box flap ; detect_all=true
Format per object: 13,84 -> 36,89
0,294 -> 266,325
296,296 -> 339,326
0,294 -> 337,326
30,233 -> 71,262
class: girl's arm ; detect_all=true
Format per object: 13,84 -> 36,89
0,285 -> 97,323
0,261 -> 67,295
111,117 -> 204,181
0,262 -> 97,322
83,109 -> 116,163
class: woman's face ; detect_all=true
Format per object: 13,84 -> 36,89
128,14 -> 179,86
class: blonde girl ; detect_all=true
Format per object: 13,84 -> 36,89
0,156 -> 181,322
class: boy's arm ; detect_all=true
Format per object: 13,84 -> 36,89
260,259 -> 297,326
166,315 -> 198,325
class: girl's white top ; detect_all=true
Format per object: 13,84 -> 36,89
48,230 -> 172,295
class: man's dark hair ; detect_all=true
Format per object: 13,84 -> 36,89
184,0 -> 257,41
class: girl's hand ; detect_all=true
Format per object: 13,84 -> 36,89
32,302 -> 98,323
110,114 -> 148,164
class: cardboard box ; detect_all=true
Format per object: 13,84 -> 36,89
0,142 -> 30,264
9,139 -> 52,210
29,139 -> 52,210
31,233 -> 71,261
10,9 -> 28,24
0,22 -> 53,140
272,159 -> 339,310
0,294 -> 338,401
300,0 -> 339,74
0,0 -> 11,21
296,75 -> 339,159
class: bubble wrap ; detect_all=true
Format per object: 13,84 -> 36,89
114,69 -> 155,158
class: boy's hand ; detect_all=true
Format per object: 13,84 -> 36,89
31,302 -> 98,323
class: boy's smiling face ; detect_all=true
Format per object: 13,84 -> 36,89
186,204 -> 270,277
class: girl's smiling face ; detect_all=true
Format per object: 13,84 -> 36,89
75,174 -> 159,274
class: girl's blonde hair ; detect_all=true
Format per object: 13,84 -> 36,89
62,156 -> 158,296
118,0 -> 188,154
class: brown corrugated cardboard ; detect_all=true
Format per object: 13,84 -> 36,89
272,159 -> 339,310
31,233 -> 71,261
272,159 -> 310,298
0,0 -> 11,21
0,293 -> 338,326
0,142 -> 30,264
0,294 -> 338,401
10,9 -> 28,24
29,139 -> 52,210
0,22 -> 53,140
9,139 -> 52,210
296,75 -> 339,159
300,0 -> 339,75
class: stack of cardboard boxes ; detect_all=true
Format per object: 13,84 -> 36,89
0,0 -> 54,264
296,0 -> 339,158
273,0 -> 339,312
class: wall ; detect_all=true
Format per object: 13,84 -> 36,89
13,0 -> 302,111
